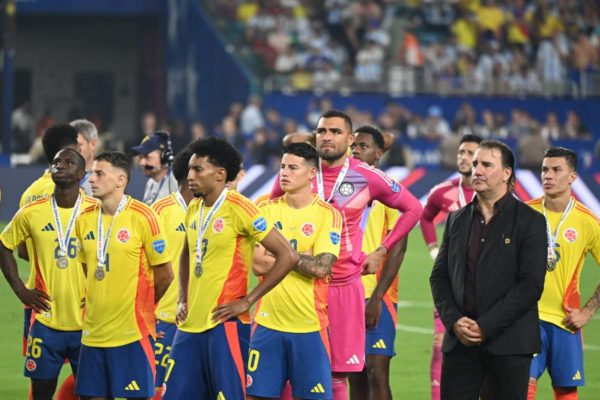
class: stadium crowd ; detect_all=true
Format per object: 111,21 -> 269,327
204,0 -> 600,94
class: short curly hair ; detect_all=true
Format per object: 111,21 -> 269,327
189,137 -> 242,182
42,124 -> 79,164
172,147 -> 194,183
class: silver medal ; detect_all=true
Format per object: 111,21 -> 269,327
95,268 -> 106,281
56,256 -> 68,269
546,260 -> 557,271
194,262 -> 203,277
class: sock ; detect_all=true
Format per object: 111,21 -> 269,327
431,343 -> 442,400
527,381 -> 537,400
332,377 -> 348,400
55,374 -> 77,400
152,387 -> 163,400
553,387 -> 578,400
279,381 -> 293,400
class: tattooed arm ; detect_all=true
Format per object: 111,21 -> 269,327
563,281 -> 600,330
294,253 -> 337,279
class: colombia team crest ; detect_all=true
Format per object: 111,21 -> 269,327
301,222 -> 315,236
25,359 -> 37,372
213,217 -> 225,233
563,228 -> 578,243
116,228 -> 130,243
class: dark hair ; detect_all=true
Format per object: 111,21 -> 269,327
479,140 -> 515,187
543,147 -> 578,171
94,151 -> 132,184
354,125 -> 385,149
319,109 -> 353,133
460,134 -> 483,145
189,137 -> 242,182
282,142 -> 319,167
172,147 -> 194,183
41,124 -> 79,164
55,148 -> 86,172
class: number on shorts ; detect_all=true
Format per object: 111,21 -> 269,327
27,337 -> 43,359
164,358 -> 175,382
248,349 -> 260,372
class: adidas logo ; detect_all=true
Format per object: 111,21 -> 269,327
310,383 -> 326,393
275,221 -> 283,230
41,223 -> 55,232
372,339 -> 387,349
190,221 -> 197,230
431,379 -> 440,387
124,380 -> 140,391
346,354 -> 361,365
84,231 -> 95,240
216,391 -> 226,400
572,370 -> 582,380
175,222 -> 186,232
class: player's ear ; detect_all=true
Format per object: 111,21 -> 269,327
308,165 -> 317,180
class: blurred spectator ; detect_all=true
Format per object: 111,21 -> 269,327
190,122 -> 206,140
536,33 -> 568,91
11,102 -> 35,153
508,108 -> 531,138
240,95 -> 265,137
217,115 -> 244,150
140,111 -> 157,137
439,133 -> 462,170
354,40 -> 385,82
563,110 -> 591,139
518,127 -> 550,169
422,105 -> 451,141
454,102 -> 479,135
540,112 -> 561,141
312,60 -> 342,91
248,127 -> 277,166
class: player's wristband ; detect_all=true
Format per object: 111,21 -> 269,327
429,246 -> 439,261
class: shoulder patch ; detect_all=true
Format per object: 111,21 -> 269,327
152,239 -> 166,254
253,216 -> 268,232
330,232 -> 340,245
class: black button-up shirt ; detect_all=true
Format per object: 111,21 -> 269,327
464,191 -> 512,318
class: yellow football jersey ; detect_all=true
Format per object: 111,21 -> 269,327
0,192 -> 97,331
528,197 -> 600,331
152,193 -> 187,324
19,171 -> 55,290
361,201 -> 400,302
75,196 -> 171,347
179,191 -> 270,334
255,195 -> 342,333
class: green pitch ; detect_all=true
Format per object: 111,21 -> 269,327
0,225 -> 598,399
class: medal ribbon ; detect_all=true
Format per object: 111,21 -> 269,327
175,191 -> 188,212
542,197 -> 574,265
458,176 -> 475,208
97,195 -> 129,269
195,189 -> 228,268
317,157 -> 350,203
51,193 -> 83,258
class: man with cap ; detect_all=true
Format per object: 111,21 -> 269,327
131,131 -> 178,205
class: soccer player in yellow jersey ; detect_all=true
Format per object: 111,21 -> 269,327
348,126 -> 408,400
150,147 -> 194,399
163,137 -> 298,400
527,147 -> 600,400
74,151 -> 174,400
247,143 -> 342,399
0,148 -> 96,399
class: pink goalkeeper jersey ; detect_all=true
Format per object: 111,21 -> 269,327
272,156 -> 422,285
420,177 -> 475,246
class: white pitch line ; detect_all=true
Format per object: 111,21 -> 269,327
396,300 -> 432,308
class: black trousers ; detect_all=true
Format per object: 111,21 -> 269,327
441,344 -> 532,400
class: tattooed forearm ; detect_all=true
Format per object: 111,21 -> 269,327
583,282 -> 600,314
294,253 -> 337,279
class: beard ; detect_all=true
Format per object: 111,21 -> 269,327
193,191 -> 204,198
460,169 -> 472,177
318,147 -> 346,162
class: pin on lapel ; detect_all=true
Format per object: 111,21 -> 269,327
504,238 -> 511,245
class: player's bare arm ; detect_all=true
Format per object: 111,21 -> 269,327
152,261 -> 174,303
362,245 -> 389,274
365,237 -> 408,328
0,241 -> 51,312
176,240 -> 190,324
252,243 -> 275,276
295,252 -> 337,279
17,242 -> 29,261
563,281 -> 600,330
211,228 -> 298,322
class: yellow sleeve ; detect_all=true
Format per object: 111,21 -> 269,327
385,205 -> 400,228
589,217 -> 600,266
231,198 -> 271,245
313,207 -> 342,258
140,208 -> 172,267
0,208 -> 31,250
